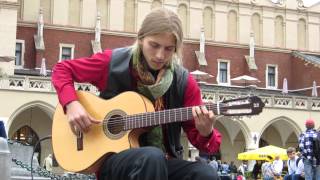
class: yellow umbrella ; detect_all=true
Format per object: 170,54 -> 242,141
237,145 -> 288,161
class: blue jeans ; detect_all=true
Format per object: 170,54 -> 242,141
304,159 -> 320,180
263,177 -> 274,180
284,174 -> 303,180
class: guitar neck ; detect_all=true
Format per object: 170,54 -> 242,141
123,103 -> 217,130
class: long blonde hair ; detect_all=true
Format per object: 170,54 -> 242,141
133,8 -> 184,63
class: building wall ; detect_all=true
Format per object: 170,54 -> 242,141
16,26 -> 136,68
16,24 -> 320,93
15,0 -> 320,53
3,0 -> 320,169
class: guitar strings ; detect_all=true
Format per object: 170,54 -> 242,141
101,104 -> 235,131
103,103 -> 230,125
104,105 -> 234,126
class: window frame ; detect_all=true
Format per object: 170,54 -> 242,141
15,39 -> 25,69
59,43 -> 75,61
217,59 -> 230,85
265,64 -> 278,89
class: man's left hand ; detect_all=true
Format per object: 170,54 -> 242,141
192,106 -> 216,137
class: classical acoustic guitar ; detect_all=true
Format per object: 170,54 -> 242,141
52,91 -> 264,173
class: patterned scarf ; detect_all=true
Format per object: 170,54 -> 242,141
132,46 -> 174,109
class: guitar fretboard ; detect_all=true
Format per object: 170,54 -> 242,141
123,103 -> 217,130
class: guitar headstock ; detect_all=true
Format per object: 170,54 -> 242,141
218,96 -> 265,116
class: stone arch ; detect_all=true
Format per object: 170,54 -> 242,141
7,101 -> 55,166
7,100 -> 55,131
216,117 -> 251,164
234,118 -> 252,147
260,116 -> 302,147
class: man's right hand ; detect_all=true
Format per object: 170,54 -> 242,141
66,101 -> 101,134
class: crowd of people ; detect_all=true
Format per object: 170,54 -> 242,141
195,156 -> 247,180
193,119 -> 320,180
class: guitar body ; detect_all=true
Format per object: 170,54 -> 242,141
52,91 -> 155,173
52,90 -> 265,173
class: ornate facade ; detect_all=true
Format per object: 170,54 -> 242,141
1,0 -> 320,172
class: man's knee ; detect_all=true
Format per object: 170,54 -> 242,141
139,146 -> 166,162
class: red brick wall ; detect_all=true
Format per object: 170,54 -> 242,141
182,43 -> 296,88
16,26 -> 37,69
17,26 -> 135,69
291,56 -> 320,94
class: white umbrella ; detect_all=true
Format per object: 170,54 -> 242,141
312,81 -> 318,97
190,70 -> 213,81
231,75 -> 260,86
40,58 -> 47,76
282,78 -> 288,94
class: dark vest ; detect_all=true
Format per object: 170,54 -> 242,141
99,47 -> 189,158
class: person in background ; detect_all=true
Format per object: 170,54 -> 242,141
43,154 -> 53,172
272,155 -> 283,179
296,151 -> 305,179
51,8 -> 222,180
209,156 -> 219,171
229,161 -> 238,178
238,161 -> 248,177
283,147 -> 304,180
0,121 -> 7,138
221,161 -> 230,174
299,118 -> 320,180
262,156 -> 275,180
217,160 -> 223,172
252,161 -> 262,180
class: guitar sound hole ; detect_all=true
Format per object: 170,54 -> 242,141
107,115 -> 124,135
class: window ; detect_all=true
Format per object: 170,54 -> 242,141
59,44 -> 74,61
266,65 -> 278,88
217,60 -> 230,85
61,47 -> 72,60
15,40 -> 25,68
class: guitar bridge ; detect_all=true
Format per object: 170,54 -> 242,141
77,131 -> 83,151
